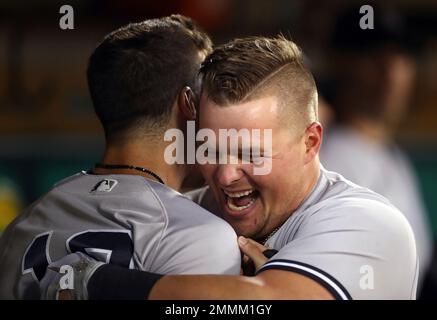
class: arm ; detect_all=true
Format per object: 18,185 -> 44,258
43,200 -> 414,300
41,237 -> 333,300
149,270 -> 334,300
149,236 -> 333,300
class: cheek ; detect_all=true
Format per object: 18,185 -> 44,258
270,157 -> 295,179
258,158 -> 300,193
199,164 -> 216,181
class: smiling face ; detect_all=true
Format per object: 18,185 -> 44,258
198,93 -> 322,239
197,36 -> 322,238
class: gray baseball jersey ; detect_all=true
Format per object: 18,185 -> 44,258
189,167 -> 418,300
0,172 -> 241,299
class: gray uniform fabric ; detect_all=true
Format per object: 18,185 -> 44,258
0,172 -> 241,299
189,167 -> 418,300
320,126 -> 432,288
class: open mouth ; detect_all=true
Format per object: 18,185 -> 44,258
223,188 -> 260,212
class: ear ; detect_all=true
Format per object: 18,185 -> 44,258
177,86 -> 197,121
303,122 -> 323,164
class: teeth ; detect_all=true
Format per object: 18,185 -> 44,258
227,197 -> 256,211
223,189 -> 254,198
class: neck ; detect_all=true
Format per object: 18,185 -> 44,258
292,159 -> 321,214
94,140 -> 186,191
257,160 -> 321,243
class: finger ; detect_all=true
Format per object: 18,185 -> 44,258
241,254 -> 256,276
242,253 -> 252,264
238,236 -> 268,271
246,237 -> 269,251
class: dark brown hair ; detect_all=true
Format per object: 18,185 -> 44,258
88,14 -> 212,142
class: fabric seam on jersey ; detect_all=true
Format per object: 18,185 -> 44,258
140,179 -> 170,271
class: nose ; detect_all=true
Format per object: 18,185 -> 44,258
215,164 -> 244,186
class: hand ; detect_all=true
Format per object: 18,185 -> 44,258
40,252 -> 105,300
238,236 -> 269,276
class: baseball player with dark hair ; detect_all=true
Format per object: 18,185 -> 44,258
0,15 -> 242,299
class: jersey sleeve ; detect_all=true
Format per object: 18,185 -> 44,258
258,199 -> 418,300
147,188 -> 241,276
151,213 -> 241,275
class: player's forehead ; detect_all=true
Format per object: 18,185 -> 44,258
199,94 -> 281,128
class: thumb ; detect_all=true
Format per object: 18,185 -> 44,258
238,236 -> 268,271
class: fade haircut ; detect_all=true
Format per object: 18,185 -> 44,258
200,35 -> 318,133
88,14 -> 212,142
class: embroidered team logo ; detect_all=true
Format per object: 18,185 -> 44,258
91,179 -> 118,193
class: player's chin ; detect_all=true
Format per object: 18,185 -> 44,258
226,217 -> 264,238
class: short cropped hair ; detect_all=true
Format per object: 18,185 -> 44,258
200,36 -> 317,131
88,15 -> 212,142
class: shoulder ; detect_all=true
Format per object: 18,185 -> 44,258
312,167 -> 395,211
155,184 -> 223,224
52,171 -> 87,189
150,182 -> 237,247
151,185 -> 240,275
266,191 -> 417,299
183,186 -> 209,203
302,179 -> 413,242
184,186 -> 220,215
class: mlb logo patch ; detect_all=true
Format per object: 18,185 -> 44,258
91,179 -> 118,193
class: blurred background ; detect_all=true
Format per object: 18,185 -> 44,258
0,0 -> 436,298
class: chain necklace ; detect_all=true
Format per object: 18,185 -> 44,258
94,163 -> 165,185
262,226 -> 281,245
